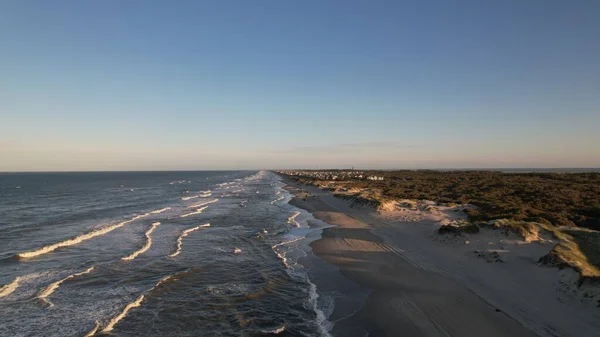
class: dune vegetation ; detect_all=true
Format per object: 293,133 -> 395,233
281,170 -> 600,279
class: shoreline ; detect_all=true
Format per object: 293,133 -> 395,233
281,175 -> 600,337
283,176 -> 535,337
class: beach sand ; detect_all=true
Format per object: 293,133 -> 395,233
284,177 -> 600,337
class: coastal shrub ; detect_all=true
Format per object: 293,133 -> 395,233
287,170 -> 600,230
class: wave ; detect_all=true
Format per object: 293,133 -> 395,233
17,208 -> 171,259
102,294 -> 145,333
187,198 -> 218,209
307,278 -> 334,337
272,236 -> 305,250
261,325 -> 286,334
0,277 -> 20,298
168,224 -> 211,258
38,266 -> 95,307
150,207 -> 171,214
169,180 -> 190,185
180,206 -> 209,218
270,196 -> 285,205
272,237 -> 305,268
287,211 -> 301,227
122,222 -> 161,261
99,272 -> 187,334
181,191 -> 211,201
83,321 -> 101,337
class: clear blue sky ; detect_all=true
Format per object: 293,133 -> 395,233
1,1 -> 599,171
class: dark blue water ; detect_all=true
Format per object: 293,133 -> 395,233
0,171 -> 333,336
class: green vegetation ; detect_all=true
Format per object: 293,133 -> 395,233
283,170 -> 600,279
291,170 -> 600,230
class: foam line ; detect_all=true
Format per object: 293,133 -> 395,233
17,208 -> 170,259
38,266 -> 95,307
272,236 -> 305,249
181,191 -> 211,200
187,198 -> 218,209
100,273 -> 183,333
83,321 -> 101,337
102,294 -> 145,333
270,195 -> 285,205
150,208 -> 171,214
122,222 -> 161,261
287,211 -> 301,227
262,325 -> 286,334
0,277 -> 20,298
168,224 -> 210,258
308,278 -> 333,337
180,206 -> 208,218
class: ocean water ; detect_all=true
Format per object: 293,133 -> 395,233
0,171 -> 333,336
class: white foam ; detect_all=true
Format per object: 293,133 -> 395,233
83,321 -> 101,337
100,273 -> 183,333
181,191 -> 211,201
168,224 -> 211,258
287,211 -> 301,227
180,206 -> 209,218
38,266 -> 95,307
270,195 -> 285,205
122,222 -> 161,261
187,198 -> 218,209
261,325 -> 286,334
273,249 -> 290,268
271,236 -> 306,269
307,278 -> 334,337
17,207 -> 170,259
0,277 -> 20,298
272,236 -> 305,249
150,207 -> 171,214
101,294 -> 145,333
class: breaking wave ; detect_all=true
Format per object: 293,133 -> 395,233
261,325 -> 286,334
187,198 -> 218,209
38,266 -> 95,307
0,277 -> 20,298
287,211 -> 301,227
83,321 -> 101,337
98,272 -> 188,334
272,237 -> 305,268
101,294 -> 145,333
180,206 -> 208,218
181,191 -> 211,201
308,278 -> 333,337
122,222 -> 161,261
17,208 -> 170,259
168,224 -> 211,258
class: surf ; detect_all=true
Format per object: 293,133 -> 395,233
287,211 -> 301,227
0,277 -> 20,298
97,272 -> 188,334
122,222 -> 161,261
168,224 -> 210,257
180,206 -> 209,218
38,266 -> 95,307
17,207 -> 171,259
181,191 -> 211,200
187,198 -> 218,209
261,325 -> 286,334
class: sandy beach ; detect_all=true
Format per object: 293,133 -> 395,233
283,177 -> 600,337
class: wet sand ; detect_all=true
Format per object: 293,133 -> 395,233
284,178 -> 537,337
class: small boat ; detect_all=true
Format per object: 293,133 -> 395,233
234,248 -> 242,254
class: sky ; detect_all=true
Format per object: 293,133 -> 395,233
1,1 -> 599,171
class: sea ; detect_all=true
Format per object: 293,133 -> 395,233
0,171 -> 335,336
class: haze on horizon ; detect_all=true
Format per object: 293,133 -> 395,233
1,1 -> 599,172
